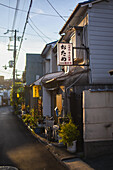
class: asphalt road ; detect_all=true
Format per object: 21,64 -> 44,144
0,106 -> 67,170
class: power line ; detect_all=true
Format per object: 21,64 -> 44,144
8,0 -> 20,49
12,0 -> 20,31
0,70 -> 12,74
18,0 -> 26,29
0,35 -> 9,37
0,26 -> 9,30
29,17 -> 52,41
28,22 -> 47,43
17,0 -> 33,60
8,0 -> 10,29
0,2 -> 68,18
46,0 -> 66,22
0,25 -> 54,39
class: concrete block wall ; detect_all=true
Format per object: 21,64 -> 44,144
83,90 -> 113,157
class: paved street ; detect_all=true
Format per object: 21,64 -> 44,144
0,106 -> 67,170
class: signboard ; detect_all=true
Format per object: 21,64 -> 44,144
33,85 -> 39,98
17,93 -> 19,98
57,43 -> 73,65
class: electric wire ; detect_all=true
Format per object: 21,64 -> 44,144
0,70 -> 12,74
28,22 -> 47,43
0,26 -> 52,39
17,0 -> 33,61
0,26 -> 9,30
12,0 -> 20,31
46,0 -> 66,22
29,17 -> 52,41
0,2 -> 68,18
17,0 -> 26,30
8,0 -> 20,52
8,0 -> 10,29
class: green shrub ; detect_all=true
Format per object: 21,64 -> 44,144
23,114 -> 32,124
22,114 -> 37,129
59,120 -> 80,146
22,114 -> 27,119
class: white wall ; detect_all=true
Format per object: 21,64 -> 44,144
88,0 -> 113,84
83,90 -> 113,142
43,87 -> 51,117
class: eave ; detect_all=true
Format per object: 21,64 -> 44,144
59,0 -> 104,35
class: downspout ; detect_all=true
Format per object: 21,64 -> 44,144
65,73 -> 84,115
66,73 -> 84,92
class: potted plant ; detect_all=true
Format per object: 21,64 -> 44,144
59,119 -> 80,153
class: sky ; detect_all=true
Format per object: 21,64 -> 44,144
0,0 -> 85,79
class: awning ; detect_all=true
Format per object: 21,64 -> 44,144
41,71 -> 65,84
30,67 -> 90,89
30,71 -> 64,87
42,67 -> 90,89
32,76 -> 44,86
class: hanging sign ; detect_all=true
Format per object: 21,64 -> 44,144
57,43 -> 73,66
33,85 -> 39,98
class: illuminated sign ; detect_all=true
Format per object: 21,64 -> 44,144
33,85 -> 39,98
57,43 -> 73,65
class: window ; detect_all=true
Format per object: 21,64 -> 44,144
70,26 -> 88,64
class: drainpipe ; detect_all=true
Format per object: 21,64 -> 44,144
66,73 -> 84,92
65,73 -> 84,115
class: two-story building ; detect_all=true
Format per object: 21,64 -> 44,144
40,0 -> 113,155
41,41 -> 62,119
32,41 -> 64,119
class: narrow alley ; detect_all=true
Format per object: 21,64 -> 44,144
0,106 -> 67,170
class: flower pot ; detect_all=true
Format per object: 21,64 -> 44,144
67,140 -> 77,153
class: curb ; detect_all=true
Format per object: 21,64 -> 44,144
17,115 -> 84,170
17,115 -> 69,168
27,126 -> 69,169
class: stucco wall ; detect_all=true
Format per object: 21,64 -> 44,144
83,90 -> 113,157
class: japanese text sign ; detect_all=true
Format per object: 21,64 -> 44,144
57,43 -> 73,65
33,85 -> 39,98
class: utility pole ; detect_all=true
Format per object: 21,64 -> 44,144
4,29 -> 20,110
13,30 -> 17,110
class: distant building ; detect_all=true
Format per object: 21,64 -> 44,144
25,53 -> 43,107
0,76 -> 4,84
26,54 -> 43,86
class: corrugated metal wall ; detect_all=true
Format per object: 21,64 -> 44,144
88,0 -> 113,84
